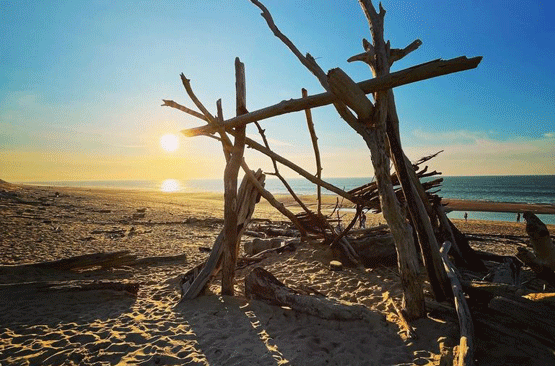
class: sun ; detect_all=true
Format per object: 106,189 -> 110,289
160,134 -> 179,152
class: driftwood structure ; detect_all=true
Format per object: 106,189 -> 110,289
164,0 -> 485,321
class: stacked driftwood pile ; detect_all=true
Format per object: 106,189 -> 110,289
161,1 -> 555,364
0,251 -> 188,296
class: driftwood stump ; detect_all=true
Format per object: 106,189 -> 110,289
245,267 -> 384,326
523,211 -> 555,270
179,170 -> 264,302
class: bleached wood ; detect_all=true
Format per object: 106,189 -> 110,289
254,121 -> 311,214
179,171 -> 263,302
245,267 -> 384,326
250,0 -> 360,131
327,65 -> 425,319
161,99 -> 208,121
327,68 -> 375,121
386,91 -> 450,301
178,68 -> 305,234
182,56 -> 482,137
440,242 -> 475,366
357,0 -> 450,303
238,135 -> 360,203
302,88 -> 323,215
222,58 -> 248,296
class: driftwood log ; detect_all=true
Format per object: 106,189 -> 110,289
440,242 -> 474,366
245,267 -> 384,326
327,66 -> 425,319
179,170 -> 264,302
523,211 -> 555,269
0,251 -> 187,273
348,233 -> 397,267
182,56 -> 481,137
515,247 -> 555,288
0,280 -> 140,296
221,57 -> 248,296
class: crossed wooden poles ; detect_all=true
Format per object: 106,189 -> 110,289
164,1 -> 482,341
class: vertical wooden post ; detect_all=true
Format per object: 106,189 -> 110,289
385,95 -> 450,301
302,88 -> 323,216
327,67 -> 426,319
221,58 -> 247,296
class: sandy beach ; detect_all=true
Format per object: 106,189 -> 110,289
1,181 -> 554,365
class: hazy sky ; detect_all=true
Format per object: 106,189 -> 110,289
1,0 -> 554,182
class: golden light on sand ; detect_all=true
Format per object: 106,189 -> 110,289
161,179 -> 180,192
160,134 -> 179,152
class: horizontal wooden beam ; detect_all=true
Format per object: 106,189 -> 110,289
182,56 -> 482,137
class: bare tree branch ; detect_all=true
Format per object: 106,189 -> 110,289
254,121 -> 311,214
302,88 -> 323,215
249,0 -> 360,131
161,100 -> 208,121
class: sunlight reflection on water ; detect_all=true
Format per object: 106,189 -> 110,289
160,179 -> 180,193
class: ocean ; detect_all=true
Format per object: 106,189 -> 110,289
24,175 -> 555,224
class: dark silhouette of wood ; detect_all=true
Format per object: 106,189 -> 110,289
523,211 -> 555,269
516,247 -> 555,288
327,66 -> 425,319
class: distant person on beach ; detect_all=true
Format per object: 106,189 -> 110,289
464,212 -> 468,221
360,211 -> 366,229
516,213 -> 521,222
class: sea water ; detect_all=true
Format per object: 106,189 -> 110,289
25,175 -> 555,224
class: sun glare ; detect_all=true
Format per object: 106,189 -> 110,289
160,134 -> 179,152
161,179 -> 180,193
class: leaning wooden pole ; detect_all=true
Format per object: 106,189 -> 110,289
221,58 -> 248,296
440,242 -> 475,366
302,88 -> 323,215
357,0 -> 450,301
327,67 -> 426,319
179,170 -> 264,302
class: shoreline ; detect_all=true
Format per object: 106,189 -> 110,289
6,181 -> 555,221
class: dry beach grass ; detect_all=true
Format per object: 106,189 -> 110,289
1,181 -> 554,365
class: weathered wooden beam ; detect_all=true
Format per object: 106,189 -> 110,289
179,170 -> 263,302
302,88 -> 323,215
182,56 -> 482,137
440,242 -> 475,366
245,267 -> 384,325
222,58 -> 248,296
240,135 -> 360,203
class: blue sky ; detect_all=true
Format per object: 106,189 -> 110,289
1,0 -> 554,182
